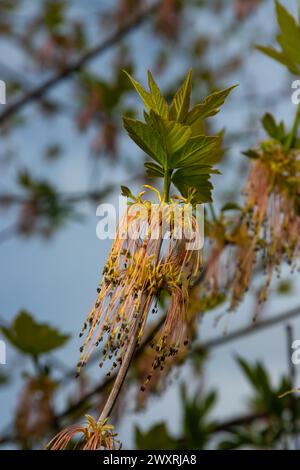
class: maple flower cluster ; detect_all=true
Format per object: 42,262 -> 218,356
77,194 -> 201,385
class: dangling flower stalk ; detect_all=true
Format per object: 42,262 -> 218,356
82,186 -> 201,422
98,194 -> 165,422
48,189 -> 202,449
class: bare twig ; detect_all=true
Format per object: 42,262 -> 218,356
0,3 -> 159,125
197,305 -> 300,351
213,411 -> 267,433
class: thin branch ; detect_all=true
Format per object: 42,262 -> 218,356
0,3 -> 159,125
57,303 -> 300,422
213,411 -> 267,433
1,304 -> 300,446
197,305 -> 300,351
0,174 -> 144,207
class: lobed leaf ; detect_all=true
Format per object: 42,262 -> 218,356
147,111 -> 192,157
144,162 -> 164,178
170,135 -> 220,168
123,70 -> 154,111
169,69 -> 192,122
172,169 -> 214,203
123,117 -> 167,165
256,2 -> 300,74
276,0 -> 300,64
147,70 -> 169,118
185,85 -> 237,135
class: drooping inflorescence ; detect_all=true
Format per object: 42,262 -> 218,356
193,140 -> 300,311
73,68 -> 234,383
77,192 -> 202,382
48,67 -> 233,450
238,143 -> 300,302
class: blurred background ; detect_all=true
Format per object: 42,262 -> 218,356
0,0 -> 300,450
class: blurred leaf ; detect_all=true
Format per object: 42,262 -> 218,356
135,423 -> 178,450
218,426 -> 282,450
276,0 -> 300,64
0,372 -> 9,386
17,170 -> 75,236
256,2 -> 300,74
221,202 -> 242,212
43,0 -> 66,32
261,113 -> 286,142
242,148 -> 260,159
236,356 -> 263,390
236,356 -> 289,417
1,311 -> 69,358
256,45 -> 298,73
180,385 -> 218,449
276,279 -> 292,294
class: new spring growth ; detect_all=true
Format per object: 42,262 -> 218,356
48,69 -> 235,450
77,69 -> 236,384
78,189 -> 202,384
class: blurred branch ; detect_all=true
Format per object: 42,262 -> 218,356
0,175 -> 144,246
213,411 -> 267,433
0,3 -> 159,125
1,302 -> 300,446
56,303 -> 300,421
195,305 -> 300,351
0,173 -> 145,207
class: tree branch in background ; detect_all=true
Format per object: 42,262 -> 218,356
0,3 -> 159,125
56,303 -> 300,422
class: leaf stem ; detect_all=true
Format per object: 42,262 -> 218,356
284,103 -> 300,153
162,169 -> 172,203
